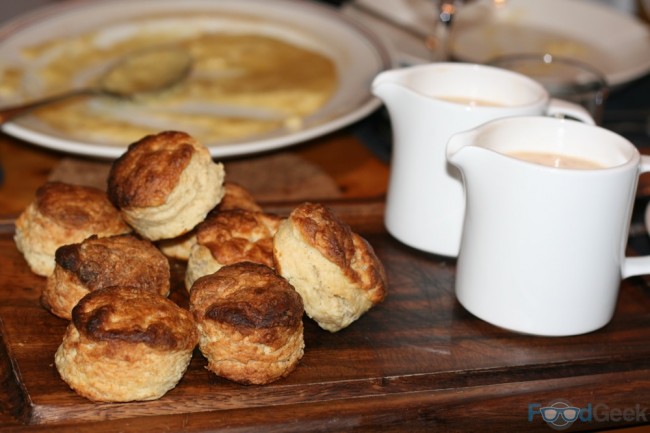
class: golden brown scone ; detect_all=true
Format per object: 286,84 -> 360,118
216,182 -> 263,213
156,230 -> 197,262
14,181 -> 131,277
43,234 -> 171,320
190,262 -> 304,385
185,209 -> 283,290
107,131 -> 226,241
273,202 -> 387,332
55,286 -> 198,402
157,182 -> 262,261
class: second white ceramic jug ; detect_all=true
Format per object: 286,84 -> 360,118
372,62 -> 594,257
446,116 -> 650,336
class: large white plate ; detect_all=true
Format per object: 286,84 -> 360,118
449,0 -> 650,87
0,0 -> 391,159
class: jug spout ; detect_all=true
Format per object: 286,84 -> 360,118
372,67 -> 440,144
371,68 -> 408,98
446,129 -> 481,171
371,67 -> 425,109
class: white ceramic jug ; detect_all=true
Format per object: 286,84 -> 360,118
447,116 -> 650,336
372,63 -> 594,257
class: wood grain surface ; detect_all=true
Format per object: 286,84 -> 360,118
1,115 -> 649,431
0,131 -> 391,217
1,213 -> 649,432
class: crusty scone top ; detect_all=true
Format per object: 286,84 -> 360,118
54,233 -> 170,294
196,209 -> 283,268
107,131 -> 199,210
35,181 -> 128,231
287,202 -> 355,270
190,262 -> 303,340
350,234 -> 388,304
72,286 -> 198,351
287,202 -> 387,303
214,182 -> 262,213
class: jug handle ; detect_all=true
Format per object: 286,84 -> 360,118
546,98 -> 595,125
622,155 -> 650,279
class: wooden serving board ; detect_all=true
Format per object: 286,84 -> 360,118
1,208 -> 650,431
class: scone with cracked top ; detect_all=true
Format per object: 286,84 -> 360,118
55,286 -> 198,402
14,181 -> 131,277
107,130 -> 225,241
185,209 -> 283,290
189,262 -> 304,385
214,182 -> 262,213
43,234 -> 171,320
157,181 -> 262,261
273,202 -> 387,332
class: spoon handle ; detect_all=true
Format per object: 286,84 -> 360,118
0,88 -> 98,125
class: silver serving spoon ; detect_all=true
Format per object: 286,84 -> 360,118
0,45 -> 192,125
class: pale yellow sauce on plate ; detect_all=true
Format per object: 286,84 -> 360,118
1,29 -> 338,146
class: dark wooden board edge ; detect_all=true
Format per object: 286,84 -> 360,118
0,318 -> 29,426
1,369 -> 649,433
0,221 -> 30,426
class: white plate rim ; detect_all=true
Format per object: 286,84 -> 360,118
0,0 -> 392,159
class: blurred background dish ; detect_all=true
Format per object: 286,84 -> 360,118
0,0 -> 391,159
489,53 -> 609,124
450,0 -> 650,87
343,0 -> 650,88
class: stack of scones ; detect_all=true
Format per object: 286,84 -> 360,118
14,130 -> 387,402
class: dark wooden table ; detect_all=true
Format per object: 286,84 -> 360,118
0,117 -> 649,432
1,0 -> 649,426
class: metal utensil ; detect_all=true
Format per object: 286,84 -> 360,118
0,45 -> 192,125
347,0 -> 463,61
